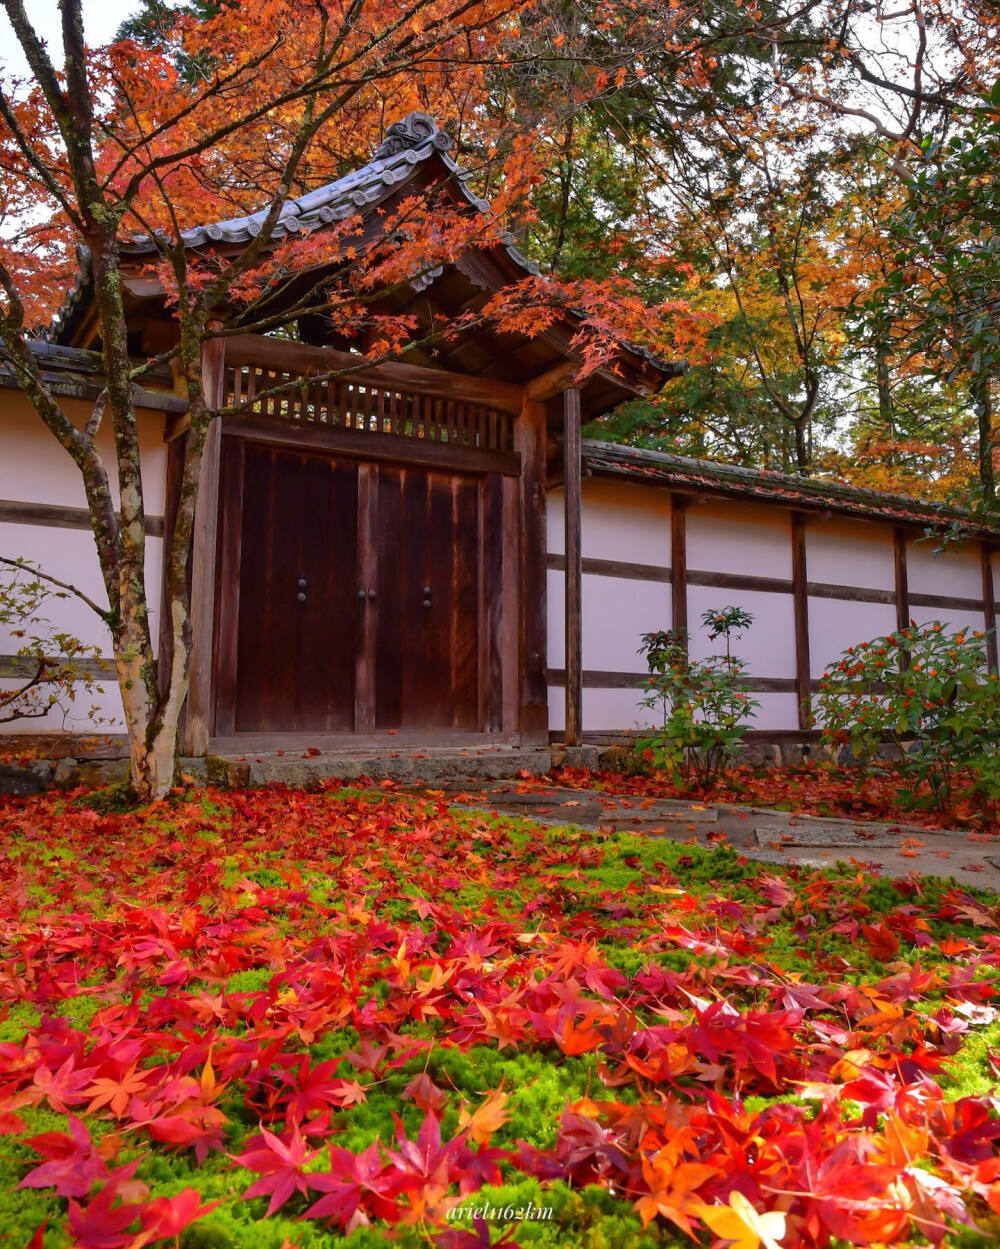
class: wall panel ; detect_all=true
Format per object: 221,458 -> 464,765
547,473 -> 1000,739
806,519 -> 894,590
907,541 -> 981,598
688,585 -> 795,676
0,397 -> 168,738
686,500 -> 792,578
808,598 -> 897,678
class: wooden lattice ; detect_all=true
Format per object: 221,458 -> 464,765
225,364 -> 514,452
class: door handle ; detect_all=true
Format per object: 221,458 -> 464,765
357,588 -> 376,600
422,584 -> 432,609
296,576 -> 307,603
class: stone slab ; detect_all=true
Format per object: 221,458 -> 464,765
741,847 -> 846,869
755,823 -> 899,848
599,806 -> 719,826
243,748 -> 551,788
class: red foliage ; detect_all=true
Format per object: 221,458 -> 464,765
1,784 -> 1000,1244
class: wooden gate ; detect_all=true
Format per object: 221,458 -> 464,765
212,440 -> 486,737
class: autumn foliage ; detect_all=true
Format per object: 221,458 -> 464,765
3,783 -> 1000,1245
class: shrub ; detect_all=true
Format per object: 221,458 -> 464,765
636,606 -> 757,789
0,562 -> 107,729
815,621 -> 1000,812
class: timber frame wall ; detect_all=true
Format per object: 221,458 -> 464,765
4,339 -> 1000,754
545,461 -> 1000,743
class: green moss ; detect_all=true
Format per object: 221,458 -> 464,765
71,781 -> 139,813
938,1020 -> 1000,1100
0,1002 -> 41,1044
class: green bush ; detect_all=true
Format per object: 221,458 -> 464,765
636,606 -> 757,789
815,620 -> 1000,812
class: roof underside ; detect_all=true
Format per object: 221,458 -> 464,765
50,113 -> 674,419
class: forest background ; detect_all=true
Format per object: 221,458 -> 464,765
4,0 -> 998,510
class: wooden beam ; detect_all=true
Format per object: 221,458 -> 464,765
563,388 -> 583,747
480,473 -> 504,734
524,360 -> 578,404
156,436 -> 185,701
0,497 -> 163,536
670,495 -> 688,651
501,475 -> 520,734
791,512 -> 811,730
210,439 -> 244,737
223,333 -> 523,415
515,397 -> 549,744
354,466 -> 378,734
983,544 -> 998,673
182,338 -> 225,756
894,528 -> 910,633
221,413 -> 520,477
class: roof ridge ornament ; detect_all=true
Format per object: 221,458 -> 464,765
374,111 -> 451,160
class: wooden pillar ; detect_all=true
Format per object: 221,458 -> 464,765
791,512 -> 811,730
354,465 -> 378,734
563,388 -> 583,746
182,336 -> 225,757
670,496 -> 688,652
515,397 -> 548,744
893,528 -> 910,634
983,543 -> 998,673
156,434 -> 185,702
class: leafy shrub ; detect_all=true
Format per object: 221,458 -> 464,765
815,621 -> 1000,812
0,560 -> 106,728
636,606 -> 757,789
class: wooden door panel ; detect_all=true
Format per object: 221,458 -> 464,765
234,444 -> 358,733
375,466 -> 480,730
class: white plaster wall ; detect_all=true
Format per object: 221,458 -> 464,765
547,683 -> 797,735
0,392 -> 167,514
0,393 -> 168,735
754,693 -> 800,732
548,685 -> 655,734
687,586 -> 795,677
547,478 -> 671,564
808,598 -> 898,678
907,540 -> 981,598
806,519 -> 894,590
908,607 -> 986,635
547,568 -> 565,669
583,575 -> 670,671
686,500 -> 792,578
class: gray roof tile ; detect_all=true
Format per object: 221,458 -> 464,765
47,112 -> 540,340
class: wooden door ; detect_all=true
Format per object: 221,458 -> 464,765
232,444 -> 360,732
374,466 -> 481,730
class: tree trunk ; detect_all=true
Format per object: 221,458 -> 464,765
875,334 -> 893,449
794,417 -> 809,472
973,373 -> 996,506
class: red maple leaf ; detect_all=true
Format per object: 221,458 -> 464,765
235,1121 -> 321,1215
19,1116 -> 108,1198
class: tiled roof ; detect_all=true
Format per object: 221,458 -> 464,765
47,113 -> 539,341
0,338 -> 186,413
582,440 -> 1000,538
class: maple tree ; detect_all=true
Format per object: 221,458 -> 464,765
0,0 -> 561,801
0,0 -> 709,801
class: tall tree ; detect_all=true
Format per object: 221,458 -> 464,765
864,84 -> 1000,504
0,0 -> 531,800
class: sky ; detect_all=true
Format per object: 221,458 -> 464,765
1,0 -> 138,81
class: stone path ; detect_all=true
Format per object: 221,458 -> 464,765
426,780 -> 1000,881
